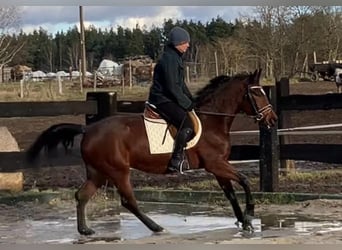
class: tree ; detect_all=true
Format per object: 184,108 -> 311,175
85,25 -> 103,71
237,6 -> 293,79
0,7 -> 24,69
128,24 -> 145,56
206,16 -> 235,41
115,26 -> 127,60
143,25 -> 163,60
310,7 -> 342,61
65,26 -> 80,70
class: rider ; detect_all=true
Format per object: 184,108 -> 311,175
148,26 -> 194,174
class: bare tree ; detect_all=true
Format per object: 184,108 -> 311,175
237,6 -> 294,79
215,37 -> 247,74
317,6 -> 342,61
0,7 -> 24,69
67,42 -> 80,70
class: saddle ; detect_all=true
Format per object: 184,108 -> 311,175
143,102 -> 202,154
143,102 -> 177,138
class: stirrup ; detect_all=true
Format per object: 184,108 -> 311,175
167,158 -> 189,174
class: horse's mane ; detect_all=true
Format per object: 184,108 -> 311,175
194,72 -> 251,105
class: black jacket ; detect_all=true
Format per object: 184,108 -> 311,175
148,44 -> 193,110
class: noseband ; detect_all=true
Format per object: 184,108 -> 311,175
247,86 -> 273,121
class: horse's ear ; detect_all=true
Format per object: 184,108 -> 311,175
257,68 -> 262,84
249,69 -> 262,85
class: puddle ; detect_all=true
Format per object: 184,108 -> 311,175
0,200 -> 341,243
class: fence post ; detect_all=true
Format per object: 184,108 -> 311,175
186,65 -> 190,84
214,51 -> 219,76
93,71 -> 97,92
20,79 -> 24,98
129,59 -> 132,89
259,86 -> 279,192
57,75 -> 63,95
85,92 -> 117,125
276,78 -> 295,174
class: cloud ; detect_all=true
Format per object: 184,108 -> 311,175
20,6 -> 79,24
18,6 -> 252,35
112,6 -> 183,30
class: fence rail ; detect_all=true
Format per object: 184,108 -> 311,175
0,101 -> 97,117
0,78 -> 342,192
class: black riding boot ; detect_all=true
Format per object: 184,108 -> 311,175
167,128 -> 194,174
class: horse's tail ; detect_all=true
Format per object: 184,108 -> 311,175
26,123 -> 85,163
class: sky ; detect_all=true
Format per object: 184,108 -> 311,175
18,6 -> 253,35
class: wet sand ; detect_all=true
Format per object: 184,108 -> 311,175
0,198 -> 341,244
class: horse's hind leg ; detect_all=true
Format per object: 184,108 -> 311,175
112,170 -> 164,233
75,168 -> 104,235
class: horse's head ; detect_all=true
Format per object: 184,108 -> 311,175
194,70 -> 277,128
240,69 -> 278,128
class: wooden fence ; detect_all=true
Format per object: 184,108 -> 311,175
1,79 -> 342,192
259,79 -> 342,191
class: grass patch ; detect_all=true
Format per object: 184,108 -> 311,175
280,170 -> 342,183
0,80 -> 152,102
132,170 -> 341,194
177,180 -> 220,190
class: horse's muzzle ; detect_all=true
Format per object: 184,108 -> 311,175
264,110 -> 278,128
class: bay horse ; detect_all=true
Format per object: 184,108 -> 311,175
26,69 -> 277,236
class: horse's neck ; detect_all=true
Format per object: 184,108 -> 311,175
198,111 -> 235,139
200,87 -> 242,116
199,87 -> 242,135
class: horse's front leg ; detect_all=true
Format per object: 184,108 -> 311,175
207,161 -> 255,232
237,173 -> 255,231
215,176 -> 244,224
215,176 -> 254,232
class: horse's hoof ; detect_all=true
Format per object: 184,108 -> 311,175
242,215 -> 254,232
79,228 -> 95,236
242,224 -> 254,233
154,229 -> 168,235
242,221 -> 254,233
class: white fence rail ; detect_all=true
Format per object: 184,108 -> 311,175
230,123 -> 342,136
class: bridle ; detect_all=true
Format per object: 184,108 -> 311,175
195,85 -> 273,121
246,85 -> 273,122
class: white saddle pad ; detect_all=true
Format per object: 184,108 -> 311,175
143,110 -> 202,154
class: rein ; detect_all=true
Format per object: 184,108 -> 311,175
195,110 -> 236,117
195,85 -> 273,121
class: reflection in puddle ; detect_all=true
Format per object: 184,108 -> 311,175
294,221 -> 342,235
260,213 -> 342,237
0,201 -> 341,243
118,212 -> 261,240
